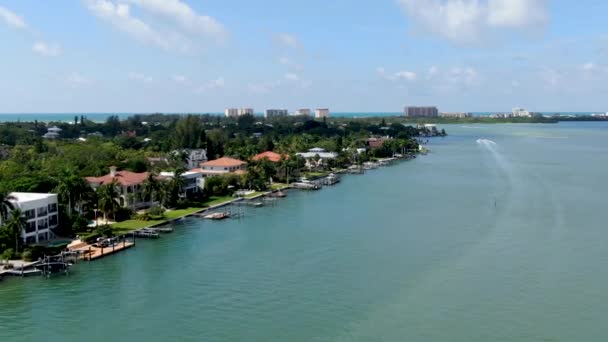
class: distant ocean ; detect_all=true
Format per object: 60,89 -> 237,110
0,112 -> 602,123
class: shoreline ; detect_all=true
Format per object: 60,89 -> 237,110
1,156 -> 415,282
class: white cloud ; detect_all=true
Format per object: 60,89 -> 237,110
126,0 -> 226,41
195,77 -> 225,93
582,62 -> 596,72
128,72 -> 153,83
449,67 -> 479,86
279,57 -> 290,65
66,72 -> 92,88
85,0 -> 170,49
0,6 -> 26,29
284,73 -> 300,81
32,42 -> 62,57
172,74 -> 187,83
397,0 -> 548,44
380,68 -> 417,82
277,33 -> 299,48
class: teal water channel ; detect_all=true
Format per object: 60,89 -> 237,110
2,122 -> 608,341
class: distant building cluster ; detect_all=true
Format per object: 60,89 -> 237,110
225,107 -> 330,118
439,112 -> 471,118
404,106 -> 439,118
489,107 -> 541,118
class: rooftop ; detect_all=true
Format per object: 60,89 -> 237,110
9,192 -> 57,202
200,157 -> 246,168
252,151 -> 287,162
86,170 -> 149,187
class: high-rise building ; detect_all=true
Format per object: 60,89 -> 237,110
265,109 -> 288,118
294,109 -> 311,116
238,108 -> 254,116
404,106 -> 439,117
315,108 -> 330,118
224,108 -> 239,117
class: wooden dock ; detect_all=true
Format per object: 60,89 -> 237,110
69,238 -> 135,261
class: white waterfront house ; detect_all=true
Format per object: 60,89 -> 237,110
8,193 -> 59,244
196,157 -> 247,176
159,170 -> 205,197
296,147 -> 338,169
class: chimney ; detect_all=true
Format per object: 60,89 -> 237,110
110,166 -> 117,177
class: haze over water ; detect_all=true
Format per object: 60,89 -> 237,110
1,122 -> 608,341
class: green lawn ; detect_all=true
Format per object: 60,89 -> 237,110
270,183 -> 289,190
304,171 -> 329,179
111,197 -> 235,234
243,191 -> 264,199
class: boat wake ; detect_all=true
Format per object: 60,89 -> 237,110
476,138 -> 496,145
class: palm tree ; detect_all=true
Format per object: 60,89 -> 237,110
4,208 -> 26,253
0,192 -> 16,225
54,169 -> 91,216
141,172 -> 160,204
97,181 -> 120,222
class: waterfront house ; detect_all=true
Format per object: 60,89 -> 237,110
198,157 -> 247,176
252,151 -> 288,163
86,166 -> 149,209
296,148 -> 337,169
8,192 -> 59,244
158,170 -> 204,197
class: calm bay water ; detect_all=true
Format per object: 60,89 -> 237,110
2,122 -> 608,341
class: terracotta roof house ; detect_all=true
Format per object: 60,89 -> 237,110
86,166 -> 150,208
366,138 -> 386,148
252,151 -> 288,163
199,157 -> 247,176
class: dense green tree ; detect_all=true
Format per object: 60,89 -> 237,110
0,192 -> 16,224
171,115 -> 206,149
97,182 -> 120,222
3,208 -> 26,253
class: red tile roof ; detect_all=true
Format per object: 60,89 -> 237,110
86,171 -> 149,187
252,151 -> 287,162
200,157 -> 246,168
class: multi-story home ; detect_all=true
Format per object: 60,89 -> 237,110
159,170 -> 204,197
8,192 -> 59,244
196,157 -> 247,177
86,166 -> 149,209
172,149 -> 208,169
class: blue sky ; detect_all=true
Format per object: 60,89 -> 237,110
0,0 -> 606,113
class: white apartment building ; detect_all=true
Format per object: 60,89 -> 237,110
225,108 -> 239,117
315,108 -> 330,118
9,193 -> 59,244
265,109 -> 288,118
294,109 -> 311,116
238,108 -> 254,116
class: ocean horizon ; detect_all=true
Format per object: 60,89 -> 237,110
0,112 -> 602,123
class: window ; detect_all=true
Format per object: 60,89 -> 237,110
25,221 -> 36,233
38,218 -> 48,229
38,232 -> 48,242
48,203 -> 58,213
37,206 -> 47,217
25,209 -> 36,220
48,215 -> 58,226
224,167 -> 228,170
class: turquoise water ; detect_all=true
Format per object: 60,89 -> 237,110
0,112 -> 600,122
2,122 -> 608,341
